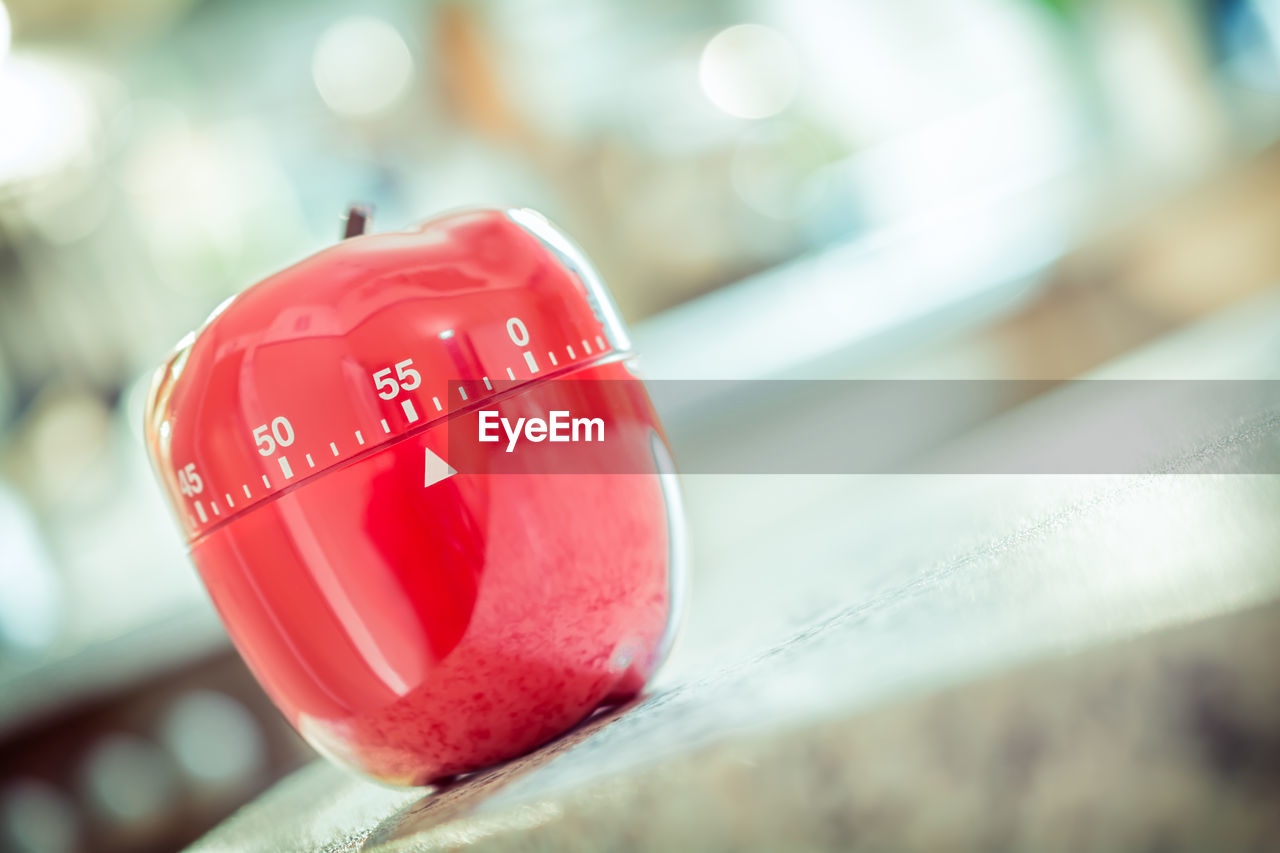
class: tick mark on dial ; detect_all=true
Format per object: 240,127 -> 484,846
506,367 -> 516,380
355,430 -> 365,446
306,454 -> 315,468
523,351 -> 539,374
548,351 -> 558,366
582,339 -> 593,354
330,442 -> 339,456
402,400 -> 419,423
566,344 -> 577,359
458,387 -> 468,401
262,474 -> 271,488
596,335 -> 606,350
211,502 -> 220,516
195,501 -> 208,523
225,493 -> 235,508
243,484 -> 252,498
482,377 -> 492,391
433,397 -> 443,412
279,457 -> 294,479
381,419 -> 391,433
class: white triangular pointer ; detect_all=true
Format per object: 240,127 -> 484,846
424,447 -> 457,487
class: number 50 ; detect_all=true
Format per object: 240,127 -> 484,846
253,416 -> 295,456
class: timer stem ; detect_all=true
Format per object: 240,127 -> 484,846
342,204 -> 373,239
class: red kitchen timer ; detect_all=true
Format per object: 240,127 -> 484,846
143,208 -> 684,785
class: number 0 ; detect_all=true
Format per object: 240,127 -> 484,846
506,317 -> 529,347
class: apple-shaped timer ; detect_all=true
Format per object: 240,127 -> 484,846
144,208 -> 683,785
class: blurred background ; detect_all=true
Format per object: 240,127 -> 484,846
1,0 -> 1279,850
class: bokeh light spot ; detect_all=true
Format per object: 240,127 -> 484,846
161,690 -> 265,786
312,16 -> 413,119
699,24 -> 799,120
0,2 -> 11,66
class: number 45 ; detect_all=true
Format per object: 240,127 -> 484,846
176,463 -> 203,497
373,358 -> 421,399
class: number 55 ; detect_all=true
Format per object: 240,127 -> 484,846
373,358 -> 421,399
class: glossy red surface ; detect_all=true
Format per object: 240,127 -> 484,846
144,209 -> 679,784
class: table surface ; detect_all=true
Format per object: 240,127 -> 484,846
189,289 -> 1280,852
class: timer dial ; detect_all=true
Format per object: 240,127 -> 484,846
144,209 -> 682,784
